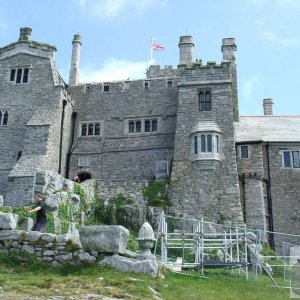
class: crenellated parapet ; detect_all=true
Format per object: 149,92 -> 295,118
146,64 -> 179,79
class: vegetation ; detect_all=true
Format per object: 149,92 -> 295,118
0,251 -> 291,300
142,179 -> 172,208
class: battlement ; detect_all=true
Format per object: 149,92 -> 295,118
146,65 -> 179,79
70,76 -> 179,94
178,60 -> 231,70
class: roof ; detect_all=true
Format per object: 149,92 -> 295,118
234,115 -> 300,143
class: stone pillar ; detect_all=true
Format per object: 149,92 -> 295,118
69,33 -> 82,86
244,178 -> 267,231
263,98 -> 274,115
178,36 -> 194,65
222,38 -> 239,121
19,27 -> 32,41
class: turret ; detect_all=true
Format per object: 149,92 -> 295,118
19,27 -> 32,41
69,33 -> 82,86
263,98 -> 274,115
222,38 -> 239,121
178,36 -> 194,65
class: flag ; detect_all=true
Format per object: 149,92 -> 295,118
152,43 -> 166,51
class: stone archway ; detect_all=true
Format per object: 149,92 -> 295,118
78,171 -> 91,183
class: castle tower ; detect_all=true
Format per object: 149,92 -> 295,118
178,36 -> 194,65
222,38 -> 239,121
69,33 -> 82,86
170,36 -> 243,224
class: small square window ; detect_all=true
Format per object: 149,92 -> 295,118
104,85 -> 109,92
145,82 -> 149,90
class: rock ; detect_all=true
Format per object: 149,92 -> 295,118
77,252 -> 96,262
21,244 -> 35,254
101,254 -> 158,277
55,253 -> 73,261
51,260 -> 61,268
43,250 -> 55,256
56,234 -> 68,244
79,225 -> 129,254
0,212 -> 17,230
26,231 -> 42,242
0,195 -> 3,207
19,217 -> 34,231
45,194 -> 61,212
40,233 -> 55,243
0,230 -> 22,240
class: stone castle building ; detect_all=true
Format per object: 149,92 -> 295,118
0,28 -> 299,238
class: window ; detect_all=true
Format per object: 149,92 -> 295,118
283,151 -> 300,168
145,81 -> 150,90
191,129 -> 222,162
85,85 -> 90,93
80,122 -> 101,136
167,80 -> 173,88
0,111 -> 8,126
104,84 -> 109,92
9,67 -> 30,84
199,90 -> 212,111
240,145 -> 249,159
126,118 -> 159,134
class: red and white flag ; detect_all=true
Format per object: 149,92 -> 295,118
152,43 -> 166,51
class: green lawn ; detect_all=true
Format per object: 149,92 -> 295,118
0,255 -> 291,299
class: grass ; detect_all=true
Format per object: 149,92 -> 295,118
0,254 -> 292,300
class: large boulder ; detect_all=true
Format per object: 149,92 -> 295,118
79,225 -> 129,254
0,212 -> 17,230
101,254 -> 158,277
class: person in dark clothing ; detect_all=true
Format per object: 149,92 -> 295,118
29,193 -> 47,232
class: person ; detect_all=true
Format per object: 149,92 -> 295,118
74,173 -> 81,183
29,193 -> 47,232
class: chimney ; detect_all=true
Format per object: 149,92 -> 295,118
222,38 -> 239,121
178,36 -> 194,65
263,98 -> 274,115
69,33 -> 82,86
19,27 -> 32,41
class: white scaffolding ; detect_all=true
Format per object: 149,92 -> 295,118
154,212 -> 249,279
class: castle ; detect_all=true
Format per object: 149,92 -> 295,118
0,28 -> 299,239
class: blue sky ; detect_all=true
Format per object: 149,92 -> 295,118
0,0 -> 299,116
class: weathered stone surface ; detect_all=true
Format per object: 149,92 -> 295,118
101,254 -> 158,277
0,195 -> 3,207
56,234 -> 68,244
79,225 -> 129,254
26,231 -> 42,242
19,217 -> 34,231
77,252 -> 96,262
21,244 -> 35,254
55,253 -> 73,261
43,250 -> 55,256
0,212 -> 17,230
40,233 -> 55,243
0,230 -> 22,240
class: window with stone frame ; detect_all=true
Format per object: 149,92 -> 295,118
9,67 -> 30,84
199,89 -> 212,111
282,150 -> 300,168
0,110 -> 8,126
191,131 -> 222,162
80,122 -> 102,137
127,118 -> 159,134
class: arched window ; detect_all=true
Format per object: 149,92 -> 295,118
88,124 -> 94,135
3,111 -> 8,126
81,124 -> 87,136
16,68 -> 22,83
0,111 -> 2,125
199,90 -> 212,111
129,121 -> 134,133
205,92 -> 211,111
194,136 -> 198,154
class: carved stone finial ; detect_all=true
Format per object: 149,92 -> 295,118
136,222 -> 156,260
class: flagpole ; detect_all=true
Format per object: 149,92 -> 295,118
150,37 -> 155,64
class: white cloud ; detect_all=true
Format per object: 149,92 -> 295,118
75,0 -> 167,19
79,57 -> 150,82
262,31 -> 299,47
241,74 -> 264,105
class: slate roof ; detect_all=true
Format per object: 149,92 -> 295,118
9,155 -> 47,177
234,116 -> 300,143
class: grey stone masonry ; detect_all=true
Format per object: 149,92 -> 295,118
170,61 -> 243,223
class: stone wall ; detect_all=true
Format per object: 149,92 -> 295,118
68,77 -> 178,181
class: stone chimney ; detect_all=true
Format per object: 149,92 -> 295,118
222,38 -> 239,121
178,35 -> 194,65
263,98 -> 274,115
69,33 -> 82,86
19,27 -> 32,41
